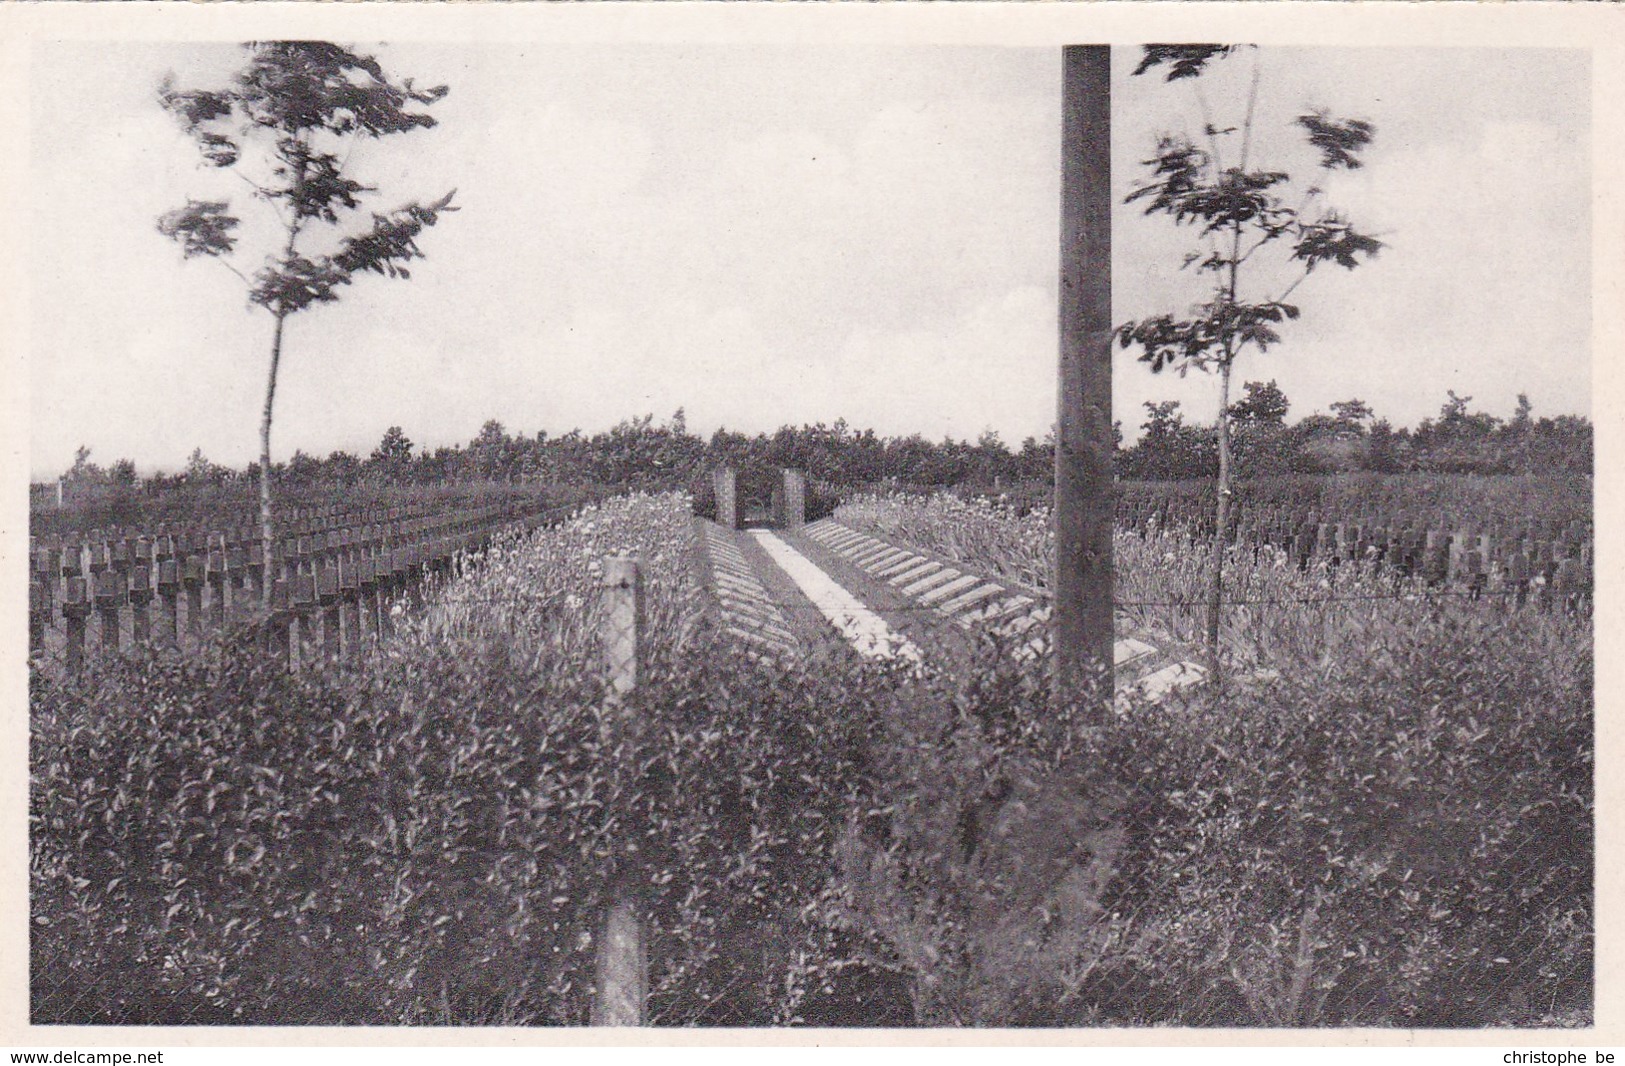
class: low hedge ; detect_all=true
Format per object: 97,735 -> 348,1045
32,586 -> 1590,1026
31,626 -> 903,1025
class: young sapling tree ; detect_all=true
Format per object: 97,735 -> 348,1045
1117,44 -> 1382,666
157,41 -> 457,606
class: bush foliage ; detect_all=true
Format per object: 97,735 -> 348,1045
32,493 -> 1591,1026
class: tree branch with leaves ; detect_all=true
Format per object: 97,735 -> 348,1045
1117,44 -> 1383,669
157,41 -> 457,607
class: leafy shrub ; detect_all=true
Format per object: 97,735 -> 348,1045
823,649 -> 1130,1026
1063,619 -> 1592,1026
32,491 -> 1592,1027
30,493 -> 884,1024
827,491 -> 1591,1026
31,621 -> 907,1024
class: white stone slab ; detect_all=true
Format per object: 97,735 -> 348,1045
875,555 -> 928,578
959,595 -> 1034,625
861,548 -> 912,571
900,568 -> 962,597
1133,661 -> 1207,701
822,529 -> 868,551
749,531 -> 921,663
936,583 -> 1004,615
1114,638 -> 1156,667
848,543 -> 897,566
887,561 -> 942,587
917,574 -> 982,605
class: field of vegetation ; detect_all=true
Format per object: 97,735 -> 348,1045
31,488 -> 1592,1027
29,35 -> 1593,1033
924,473 -> 1594,542
35,386 -> 1593,536
27,477 -> 607,542
835,492 -> 1593,673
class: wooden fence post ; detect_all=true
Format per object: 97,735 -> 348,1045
1556,556 -> 1587,615
356,555 -> 377,644
380,545 -> 403,637
378,544 -> 397,636
268,578 -> 291,665
227,539 -> 247,610
405,544 -> 426,612
292,573 -> 317,669
1423,529 -> 1447,585
29,580 -> 47,661
247,542 -> 266,605
95,569 -> 124,655
592,556 -> 647,1028
1508,550 -> 1531,610
318,560 -> 341,660
157,559 -> 181,648
31,543 -> 55,661
339,557 -> 360,655
207,534 -> 230,633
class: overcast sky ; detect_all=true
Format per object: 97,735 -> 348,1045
28,43 -> 1590,478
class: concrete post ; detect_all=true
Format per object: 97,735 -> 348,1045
592,556 -> 647,1027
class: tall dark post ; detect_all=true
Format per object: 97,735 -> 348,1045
1054,45 -> 1115,711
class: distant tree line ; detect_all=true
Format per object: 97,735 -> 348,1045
47,410 -> 1047,498
1119,383 -> 1592,480
42,387 -> 1591,507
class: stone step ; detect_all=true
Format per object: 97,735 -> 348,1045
860,548 -> 913,571
821,529 -> 869,551
849,543 -> 899,567
887,560 -> 942,587
875,554 -> 929,579
1130,661 -> 1207,701
959,594 -> 1035,626
935,582 -> 1004,616
917,573 -> 982,605
899,568 -> 962,597
1114,637 -> 1156,667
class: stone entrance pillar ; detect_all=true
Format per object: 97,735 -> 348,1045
778,469 -> 806,530
712,468 -> 738,530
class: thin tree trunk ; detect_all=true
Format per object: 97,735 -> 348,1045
260,145 -> 307,610
1207,359 -> 1233,668
260,312 -> 287,607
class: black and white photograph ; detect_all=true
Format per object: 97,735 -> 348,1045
8,2 -> 1611,1042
